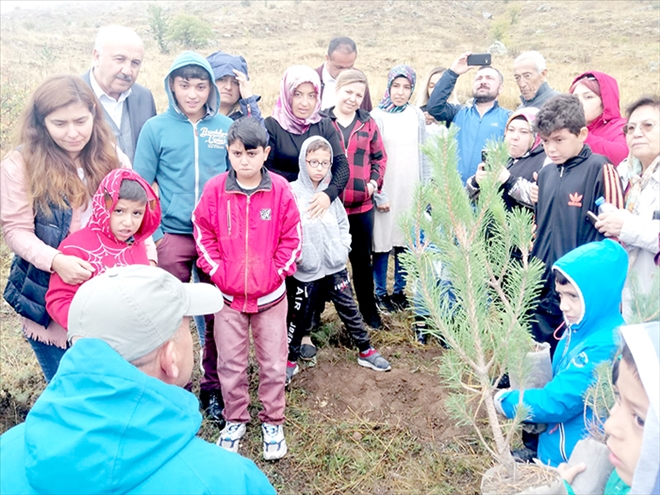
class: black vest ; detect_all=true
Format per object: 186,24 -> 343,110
4,202 -> 72,327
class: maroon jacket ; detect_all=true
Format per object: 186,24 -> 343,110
315,65 -> 373,112
571,71 -> 628,166
328,108 -> 387,215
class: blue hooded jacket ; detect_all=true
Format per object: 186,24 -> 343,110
205,51 -> 264,124
0,339 -> 275,494
134,51 -> 233,241
498,239 -> 627,467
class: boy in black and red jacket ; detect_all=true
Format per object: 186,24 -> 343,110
531,94 -> 624,353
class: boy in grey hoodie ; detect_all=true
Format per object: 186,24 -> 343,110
286,136 -> 391,384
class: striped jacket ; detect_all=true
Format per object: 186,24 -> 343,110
328,108 -> 387,215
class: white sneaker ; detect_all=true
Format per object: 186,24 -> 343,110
262,423 -> 287,460
216,422 -> 246,453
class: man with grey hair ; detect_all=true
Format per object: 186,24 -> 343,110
82,25 -> 157,162
513,51 -> 560,109
0,265 -> 276,495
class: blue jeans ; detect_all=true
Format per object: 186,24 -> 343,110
26,336 -> 67,383
373,247 -> 407,297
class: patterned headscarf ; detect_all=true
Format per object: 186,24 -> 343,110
378,64 -> 416,114
272,65 -> 323,135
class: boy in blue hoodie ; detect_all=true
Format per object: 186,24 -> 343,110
495,239 -> 628,467
134,51 -> 232,423
286,136 -> 391,385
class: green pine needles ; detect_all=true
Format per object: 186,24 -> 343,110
401,128 -> 545,470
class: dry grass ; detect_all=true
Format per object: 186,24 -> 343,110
1,1 -> 659,492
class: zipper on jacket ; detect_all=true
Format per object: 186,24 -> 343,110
227,200 -> 232,237
193,121 -> 200,201
243,195 -> 251,312
559,166 -> 564,178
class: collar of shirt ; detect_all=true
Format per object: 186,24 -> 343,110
89,70 -> 132,127
321,63 -> 337,109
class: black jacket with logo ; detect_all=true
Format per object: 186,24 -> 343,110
530,145 -> 623,342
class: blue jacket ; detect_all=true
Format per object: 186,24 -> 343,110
205,51 -> 264,124
0,339 -> 276,495
426,69 -> 511,184
498,239 -> 627,467
3,202 -> 71,327
134,51 -> 233,241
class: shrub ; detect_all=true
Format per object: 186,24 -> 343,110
147,4 -> 170,54
168,13 -> 213,49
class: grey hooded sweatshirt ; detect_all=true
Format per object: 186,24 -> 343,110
291,136 -> 351,283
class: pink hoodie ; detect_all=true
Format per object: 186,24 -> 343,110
571,71 -> 629,165
45,169 -> 161,329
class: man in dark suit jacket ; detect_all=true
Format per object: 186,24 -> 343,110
82,25 -> 156,163
316,37 -> 372,112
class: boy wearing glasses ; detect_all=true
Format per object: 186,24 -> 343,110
529,94 -> 624,355
285,136 -> 391,386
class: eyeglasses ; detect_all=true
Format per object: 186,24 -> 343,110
622,121 -> 656,135
306,159 -> 331,169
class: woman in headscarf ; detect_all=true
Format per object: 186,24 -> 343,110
264,66 -> 349,219
569,72 -> 628,165
466,107 -> 548,211
264,65 -> 349,360
370,65 -> 429,313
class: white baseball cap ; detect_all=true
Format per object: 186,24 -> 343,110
68,265 -> 223,362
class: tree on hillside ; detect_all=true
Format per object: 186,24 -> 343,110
167,13 -> 213,49
147,4 -> 170,54
401,131 -> 547,481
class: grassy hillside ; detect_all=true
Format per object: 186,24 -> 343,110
1,1 -> 659,493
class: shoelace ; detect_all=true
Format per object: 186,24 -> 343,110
263,425 -> 280,437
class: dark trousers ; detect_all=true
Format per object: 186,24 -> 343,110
347,209 -> 379,321
157,233 -> 220,396
287,269 -> 371,361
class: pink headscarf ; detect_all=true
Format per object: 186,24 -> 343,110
272,65 -> 323,135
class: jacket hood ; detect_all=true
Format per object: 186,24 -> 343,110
553,239 -> 628,333
87,168 -> 161,244
620,322 -> 660,495
296,136 -> 333,193
23,339 -> 202,494
571,71 -> 622,125
206,50 -> 249,81
164,51 -> 219,118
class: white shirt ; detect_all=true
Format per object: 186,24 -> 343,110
89,70 -> 132,128
320,64 -> 337,110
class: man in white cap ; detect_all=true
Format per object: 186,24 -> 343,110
0,265 -> 275,495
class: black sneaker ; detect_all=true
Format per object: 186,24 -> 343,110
200,389 -> 226,428
375,294 -> 396,314
300,343 -> 317,360
364,312 -> 383,330
390,292 -> 410,311
511,447 -> 537,463
412,322 -> 428,344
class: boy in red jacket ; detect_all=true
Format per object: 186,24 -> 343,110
193,117 -> 301,461
45,168 -> 160,329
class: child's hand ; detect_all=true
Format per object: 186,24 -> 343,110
377,202 -> 390,212
51,254 -> 94,285
233,69 -> 253,99
530,171 -> 539,204
556,462 -> 586,484
307,192 -> 330,219
475,163 -> 487,185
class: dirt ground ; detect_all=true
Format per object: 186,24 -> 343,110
292,342 -> 462,443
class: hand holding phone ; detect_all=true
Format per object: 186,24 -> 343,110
586,211 -> 599,226
467,53 -> 492,66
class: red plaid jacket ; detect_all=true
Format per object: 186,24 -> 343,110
329,109 -> 387,215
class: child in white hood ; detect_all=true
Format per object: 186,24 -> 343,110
286,136 -> 392,384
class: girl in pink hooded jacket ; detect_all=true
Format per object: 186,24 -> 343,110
46,169 -> 161,329
570,71 -> 629,166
